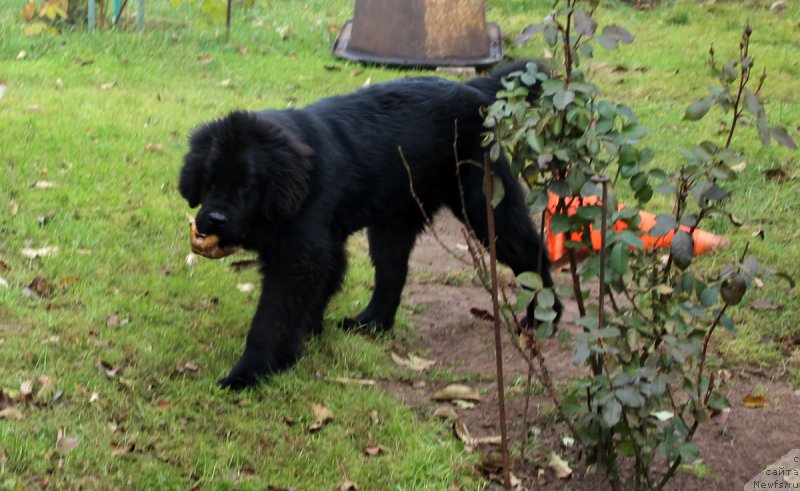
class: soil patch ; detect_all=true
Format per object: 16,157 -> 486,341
385,209 -> 800,490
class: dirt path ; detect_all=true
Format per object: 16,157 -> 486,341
386,210 -> 800,490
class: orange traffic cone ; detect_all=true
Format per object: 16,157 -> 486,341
545,193 -> 730,263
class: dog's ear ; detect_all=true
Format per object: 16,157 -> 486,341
250,116 -> 314,221
179,124 -> 215,208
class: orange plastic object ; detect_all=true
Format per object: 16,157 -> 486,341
545,193 -> 730,263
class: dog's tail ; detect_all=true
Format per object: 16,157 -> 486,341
466,60 -> 546,105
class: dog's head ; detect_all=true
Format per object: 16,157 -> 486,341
179,111 -> 313,246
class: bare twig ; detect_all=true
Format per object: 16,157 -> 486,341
483,153 -> 511,488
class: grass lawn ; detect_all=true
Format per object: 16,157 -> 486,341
0,0 -> 797,489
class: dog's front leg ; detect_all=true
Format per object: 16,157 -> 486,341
219,269 -> 321,390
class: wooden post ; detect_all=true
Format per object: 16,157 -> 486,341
226,0 -> 232,32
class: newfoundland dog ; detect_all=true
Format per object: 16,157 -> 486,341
180,62 -> 561,390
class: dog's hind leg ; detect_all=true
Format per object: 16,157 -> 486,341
450,155 -> 562,324
341,220 -> 422,332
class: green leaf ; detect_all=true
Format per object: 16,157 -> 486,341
770,126 -> 798,149
517,272 -> 543,291
671,230 -> 694,270
684,96 -> 715,121
602,24 -> 634,43
678,442 -> 699,464
610,242 -> 629,275
491,175 -> 505,208
544,24 -> 559,46
757,116 -> 771,147
513,23 -> 546,46
602,399 -> 622,427
553,90 -> 575,110
597,327 -> 621,339
615,386 -> 644,407
743,89 -> 763,117
700,286 -> 719,307
707,392 -> 731,411
721,60 -> 738,83
649,214 -> 678,237
574,343 -> 591,365
537,288 -> 555,308
573,9 -> 597,36
550,213 -> 571,234
620,230 -> 644,249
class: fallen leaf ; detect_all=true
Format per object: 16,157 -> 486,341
21,246 -> 58,259
197,54 -> 213,65
20,380 -> 34,398
433,405 -> 458,420
276,25 -> 289,39
33,180 -> 55,189
432,384 -> 481,402
235,45 -> 248,55
0,446 -> 6,465
323,65 -> 341,72
469,307 -> 493,321
748,298 -> 783,311
453,420 -> 475,448
89,392 -> 99,403
110,442 -> 134,457
0,277 -> 8,289
337,464 -> 358,491
453,400 -> 476,409
0,83 -> 6,100
770,0 -> 788,13
743,395 -> 769,408
145,143 -> 164,153
390,352 -> 436,371
764,168 -> 787,181
479,449 -> 504,473
324,376 -> 376,386
27,276 -> 54,297
100,82 -> 115,90
548,451 -> 573,479
473,435 -> 503,445
362,77 -> 372,88
237,283 -> 255,293
0,407 -> 23,420
106,314 -> 119,327
309,403 -> 333,432
98,360 -> 118,378
364,445 -> 385,457
185,253 -> 198,266
176,362 -> 200,374
56,429 -> 79,454
219,79 -> 231,87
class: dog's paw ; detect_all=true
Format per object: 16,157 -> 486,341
218,354 -> 271,390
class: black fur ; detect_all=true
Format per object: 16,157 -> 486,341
180,63 -> 561,390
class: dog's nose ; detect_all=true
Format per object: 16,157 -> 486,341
207,211 -> 228,228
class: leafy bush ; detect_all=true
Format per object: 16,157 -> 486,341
482,1 -> 795,489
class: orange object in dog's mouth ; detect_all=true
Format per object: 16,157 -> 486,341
186,214 -> 241,259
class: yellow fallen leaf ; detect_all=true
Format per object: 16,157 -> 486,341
743,395 -> 769,408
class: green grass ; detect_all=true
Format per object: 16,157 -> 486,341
1,0 -> 798,488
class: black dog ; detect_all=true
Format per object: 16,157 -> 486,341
179,63 -> 561,390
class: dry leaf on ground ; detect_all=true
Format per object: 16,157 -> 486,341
432,384 -> 481,402
548,451 -> 573,479
390,352 -> 436,371
309,403 -> 333,432
743,395 -> 769,408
